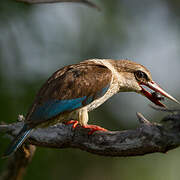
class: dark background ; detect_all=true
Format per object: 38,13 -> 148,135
1,0 -> 180,179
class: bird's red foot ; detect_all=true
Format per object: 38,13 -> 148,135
82,125 -> 108,135
64,120 -> 79,129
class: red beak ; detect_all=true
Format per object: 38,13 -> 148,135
140,81 -> 180,107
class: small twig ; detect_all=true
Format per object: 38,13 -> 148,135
1,144 -> 36,180
0,124 -> 9,132
16,0 -> 100,11
149,104 -> 180,113
136,112 -> 151,125
18,115 -> 25,122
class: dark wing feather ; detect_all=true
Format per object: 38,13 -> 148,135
26,62 -> 112,126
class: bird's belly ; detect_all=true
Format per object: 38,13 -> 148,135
54,111 -> 79,123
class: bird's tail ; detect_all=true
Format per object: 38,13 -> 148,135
3,124 -> 33,158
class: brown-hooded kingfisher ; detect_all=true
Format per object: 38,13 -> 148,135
4,59 -> 179,157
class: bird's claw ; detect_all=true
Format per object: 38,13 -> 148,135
82,124 -> 108,135
65,121 -> 108,134
64,120 -> 79,129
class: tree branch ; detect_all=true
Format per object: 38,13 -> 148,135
16,0 -> 100,10
1,108 -> 180,157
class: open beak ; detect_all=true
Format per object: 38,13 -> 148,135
140,81 -> 180,107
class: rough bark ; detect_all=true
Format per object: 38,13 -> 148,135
1,107 -> 180,180
1,107 -> 180,157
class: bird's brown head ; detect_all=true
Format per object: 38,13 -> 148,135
111,59 -> 179,107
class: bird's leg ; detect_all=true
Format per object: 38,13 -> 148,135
79,108 -> 108,135
79,107 -> 89,127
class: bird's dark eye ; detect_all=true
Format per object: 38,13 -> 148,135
134,70 -> 148,81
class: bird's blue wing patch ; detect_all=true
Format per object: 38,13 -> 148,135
31,97 -> 86,120
31,85 -> 110,121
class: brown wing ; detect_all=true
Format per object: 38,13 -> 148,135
25,61 -> 112,126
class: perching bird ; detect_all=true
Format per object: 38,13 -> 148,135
4,59 -> 179,157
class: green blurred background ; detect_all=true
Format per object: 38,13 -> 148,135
1,0 -> 180,179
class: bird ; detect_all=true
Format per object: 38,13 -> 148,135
4,59 -> 179,157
